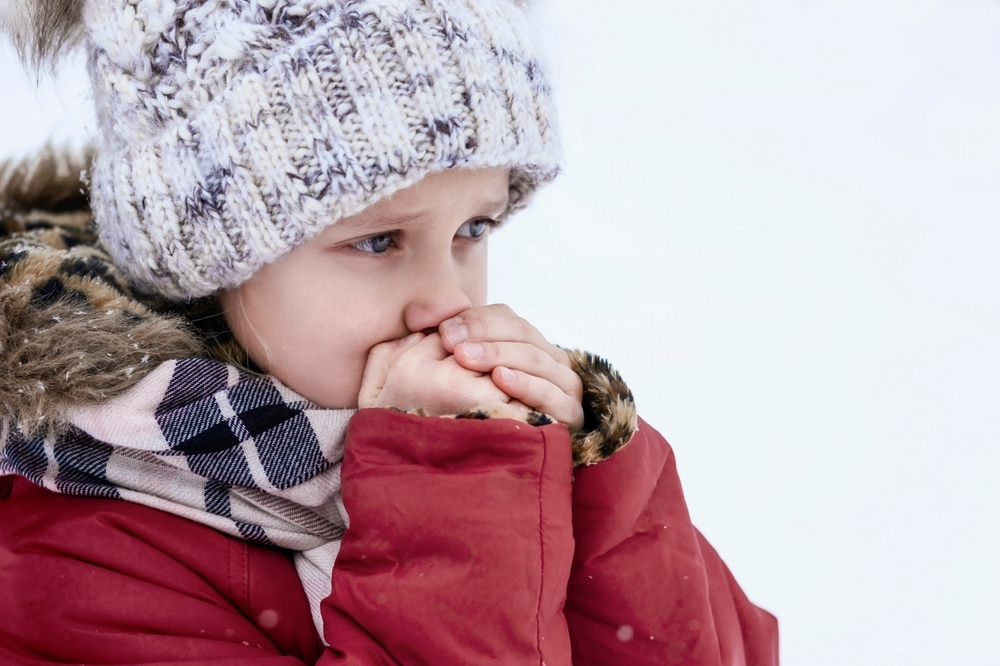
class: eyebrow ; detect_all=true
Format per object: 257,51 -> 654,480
336,195 -> 510,234
335,212 -> 426,235
475,195 -> 511,219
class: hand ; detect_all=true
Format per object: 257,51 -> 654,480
358,331 -> 530,418
438,304 -> 584,433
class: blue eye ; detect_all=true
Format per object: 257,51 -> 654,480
352,233 -> 393,253
458,219 -> 493,239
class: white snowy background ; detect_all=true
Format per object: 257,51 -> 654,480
2,1 -> 998,664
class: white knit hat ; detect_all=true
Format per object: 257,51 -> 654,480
4,0 -> 561,299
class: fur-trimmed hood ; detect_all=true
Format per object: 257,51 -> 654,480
0,148 -> 635,464
0,147 -> 208,433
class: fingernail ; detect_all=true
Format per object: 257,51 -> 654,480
461,342 -> 483,360
444,324 -> 468,346
500,366 -> 515,383
400,332 -> 422,346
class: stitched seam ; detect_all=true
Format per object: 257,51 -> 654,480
227,539 -> 234,603
240,540 -> 250,614
535,428 -> 547,664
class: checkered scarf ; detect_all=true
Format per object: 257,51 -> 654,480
0,357 -> 356,638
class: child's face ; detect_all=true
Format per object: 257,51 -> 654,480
220,168 -> 510,408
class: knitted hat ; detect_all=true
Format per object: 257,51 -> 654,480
2,0 -> 560,299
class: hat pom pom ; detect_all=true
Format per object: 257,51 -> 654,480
0,0 -> 84,72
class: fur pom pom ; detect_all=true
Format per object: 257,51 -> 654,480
0,0 -> 84,71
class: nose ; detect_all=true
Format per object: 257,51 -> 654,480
402,258 -> 474,334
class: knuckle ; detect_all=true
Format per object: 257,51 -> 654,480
515,316 -> 535,339
495,303 -> 516,318
482,341 -> 501,359
464,310 -> 487,338
545,385 -> 573,414
527,344 -> 548,367
544,380 -> 565,403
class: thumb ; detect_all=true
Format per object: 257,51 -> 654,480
358,332 -> 424,409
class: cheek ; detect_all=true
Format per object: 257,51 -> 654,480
225,262 -> 407,408
283,294 -> 406,408
222,278 -> 311,371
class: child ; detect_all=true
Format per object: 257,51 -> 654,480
0,0 -> 778,664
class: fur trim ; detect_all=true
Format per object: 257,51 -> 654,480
0,144 -> 93,215
455,407 -> 554,428
0,149 -> 203,434
566,349 -> 638,466
0,0 -> 83,71
398,405 -> 555,428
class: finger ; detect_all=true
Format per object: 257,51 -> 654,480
453,340 -> 582,398
408,332 -> 450,362
358,332 -> 424,408
384,365 -> 509,414
451,374 -> 514,414
492,366 -> 584,434
436,355 -> 504,402
364,332 -> 453,409
439,304 -> 568,367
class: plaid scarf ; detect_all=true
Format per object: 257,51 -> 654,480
0,357 -> 355,638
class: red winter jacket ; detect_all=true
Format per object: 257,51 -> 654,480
0,409 -> 777,665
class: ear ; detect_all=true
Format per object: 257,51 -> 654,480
0,0 -> 84,72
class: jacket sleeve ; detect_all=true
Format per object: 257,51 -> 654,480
565,418 -> 779,666
1,409 -> 576,666
0,476 -> 324,666
317,408 -> 576,666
